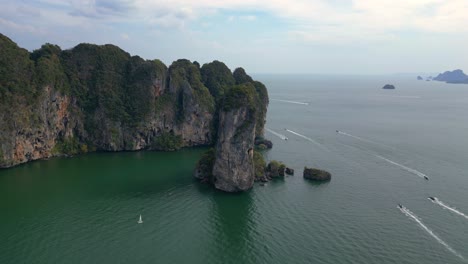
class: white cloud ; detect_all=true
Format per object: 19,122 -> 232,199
6,0 -> 468,36
0,17 -> 45,35
121,33 -> 130,40
123,0 -> 468,43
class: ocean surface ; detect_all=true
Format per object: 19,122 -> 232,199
1,75 -> 468,264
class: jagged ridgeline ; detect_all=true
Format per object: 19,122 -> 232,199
0,33 -> 268,168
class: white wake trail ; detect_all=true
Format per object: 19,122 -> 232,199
376,155 -> 428,179
399,206 -> 465,261
285,129 -> 330,152
266,128 -> 288,140
271,99 -> 309,105
430,197 -> 468,220
337,130 -> 394,149
285,129 -> 321,146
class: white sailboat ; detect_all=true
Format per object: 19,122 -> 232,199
138,214 -> 143,224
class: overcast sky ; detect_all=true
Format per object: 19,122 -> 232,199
1,0 -> 467,74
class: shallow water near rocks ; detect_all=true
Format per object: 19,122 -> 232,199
1,75 -> 468,264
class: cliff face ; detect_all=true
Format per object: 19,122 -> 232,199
212,89 -> 256,192
0,86 -> 75,167
194,81 -> 266,192
0,34 -> 267,168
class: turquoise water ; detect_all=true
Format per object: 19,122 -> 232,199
1,76 -> 468,263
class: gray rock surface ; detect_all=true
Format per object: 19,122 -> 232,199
212,106 -> 256,192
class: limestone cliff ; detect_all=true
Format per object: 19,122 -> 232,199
211,85 -> 257,192
0,34 -> 268,169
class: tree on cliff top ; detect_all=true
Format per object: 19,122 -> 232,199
201,60 -> 235,101
222,83 -> 257,112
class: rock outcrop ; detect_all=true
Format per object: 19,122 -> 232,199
266,160 -> 286,178
254,137 -> 273,150
285,167 -> 294,175
382,84 -> 395,89
303,167 -> 331,181
211,85 -> 257,192
0,33 -> 269,169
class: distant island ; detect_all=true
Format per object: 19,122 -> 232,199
433,69 -> 468,84
382,84 -> 395,90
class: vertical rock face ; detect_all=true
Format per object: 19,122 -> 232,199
0,86 -> 76,167
212,84 -> 257,192
212,106 -> 256,192
193,66 -> 269,192
0,34 -> 216,168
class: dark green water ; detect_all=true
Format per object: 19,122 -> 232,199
1,75 -> 468,263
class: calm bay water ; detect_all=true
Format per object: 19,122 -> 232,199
1,75 -> 468,263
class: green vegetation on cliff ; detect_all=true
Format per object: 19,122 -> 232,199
201,61 -> 235,101
195,148 -> 216,182
168,59 -> 215,123
267,160 -> 286,178
222,83 -> 257,112
0,33 -> 269,168
152,131 -> 183,151
253,151 -> 266,179
233,67 -> 254,85
53,136 -> 89,156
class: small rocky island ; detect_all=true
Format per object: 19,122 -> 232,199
417,76 -> 423,80
303,167 -> 331,181
382,84 -> 395,90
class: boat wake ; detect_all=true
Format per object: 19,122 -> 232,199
337,130 -> 394,149
285,129 -> 331,152
376,155 -> 428,180
271,99 -> 309,105
266,128 -> 288,140
285,129 -> 327,149
429,197 -> 468,220
399,206 -> 465,261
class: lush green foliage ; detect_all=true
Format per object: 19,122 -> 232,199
32,43 -> 70,94
233,67 -> 253,85
196,148 -> 216,181
152,131 -> 183,151
252,81 -> 269,135
200,61 -> 235,101
222,83 -> 256,112
53,136 -> 89,155
253,151 -> 266,179
168,59 -> 215,123
0,33 -> 270,164
267,160 -> 285,178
